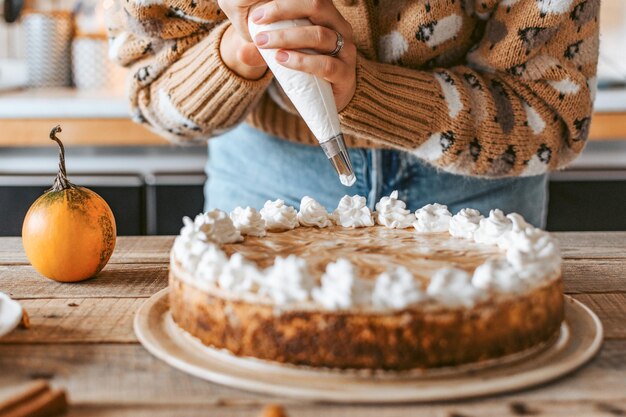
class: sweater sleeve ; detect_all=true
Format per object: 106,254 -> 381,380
107,1 -> 273,144
339,0 -> 599,177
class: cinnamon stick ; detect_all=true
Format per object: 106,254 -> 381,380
0,381 -> 48,413
0,380 -> 68,417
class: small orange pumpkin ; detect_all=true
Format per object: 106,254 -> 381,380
22,126 -> 116,282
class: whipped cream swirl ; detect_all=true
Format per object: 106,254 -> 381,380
173,233 -> 212,272
413,203 -> 452,232
508,213 -> 531,232
260,199 -> 299,231
472,259 -> 524,293
173,211 -> 242,271
427,268 -> 483,307
375,190 -> 415,229
218,253 -> 263,293
474,209 -> 512,245
496,213 -> 532,249
230,207 -> 266,237
372,266 -> 425,309
196,244 -> 229,284
504,228 -> 561,282
333,195 -> 375,228
312,258 -> 370,310
449,208 -> 484,239
260,255 -> 314,304
297,196 -> 333,228
191,210 -> 243,245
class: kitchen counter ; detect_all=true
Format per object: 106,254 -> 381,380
0,87 -> 626,146
0,88 -> 130,118
0,233 -> 625,416
0,88 -> 167,146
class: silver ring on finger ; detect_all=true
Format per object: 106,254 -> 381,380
328,31 -> 344,57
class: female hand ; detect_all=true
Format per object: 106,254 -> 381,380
218,0 -> 357,111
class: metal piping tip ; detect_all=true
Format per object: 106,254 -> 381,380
320,134 -> 356,187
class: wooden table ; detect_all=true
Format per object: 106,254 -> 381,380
1,234 -> 625,416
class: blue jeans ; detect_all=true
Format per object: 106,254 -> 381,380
205,124 -> 548,227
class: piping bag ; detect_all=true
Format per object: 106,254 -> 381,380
248,17 -> 356,187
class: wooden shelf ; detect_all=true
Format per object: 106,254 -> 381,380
0,118 -> 169,147
588,112 -> 626,141
0,112 -> 623,147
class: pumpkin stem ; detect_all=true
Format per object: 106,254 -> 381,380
49,125 -> 75,192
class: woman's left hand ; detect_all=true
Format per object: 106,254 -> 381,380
250,0 -> 357,111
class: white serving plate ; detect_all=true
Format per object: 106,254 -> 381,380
0,292 -> 23,338
135,289 -> 603,403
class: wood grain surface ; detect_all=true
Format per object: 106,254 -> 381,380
1,235 -> 625,416
0,119 -> 169,147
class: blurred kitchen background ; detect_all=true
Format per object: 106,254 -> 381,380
0,0 -> 625,236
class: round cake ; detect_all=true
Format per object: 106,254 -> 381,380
169,193 -> 563,371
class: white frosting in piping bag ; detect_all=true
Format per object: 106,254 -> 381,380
375,191 -> 415,229
413,203 -> 452,232
230,206 -> 266,237
297,196 -> 333,228
333,195 -> 375,228
248,18 -> 341,144
260,199 -> 299,231
248,16 -> 356,187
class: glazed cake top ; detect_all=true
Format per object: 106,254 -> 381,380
221,226 -> 502,283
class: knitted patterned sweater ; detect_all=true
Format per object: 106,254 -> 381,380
107,0 -> 599,177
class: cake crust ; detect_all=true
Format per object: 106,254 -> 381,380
169,266 -> 563,370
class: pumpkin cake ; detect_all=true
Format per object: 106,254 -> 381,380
168,193 -> 563,371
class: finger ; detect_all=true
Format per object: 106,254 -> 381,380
237,43 -> 267,67
254,26 -> 339,54
251,0 -> 352,40
217,0 -> 254,41
235,6 -> 253,42
275,50 -> 350,84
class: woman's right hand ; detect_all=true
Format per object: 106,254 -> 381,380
217,0 -> 264,41
218,0 -> 271,80
219,23 -> 268,80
